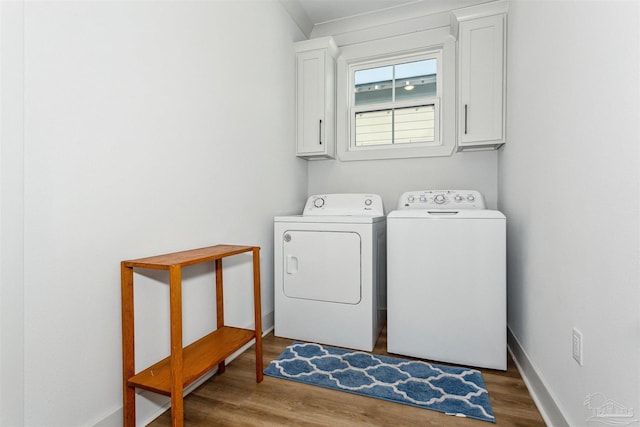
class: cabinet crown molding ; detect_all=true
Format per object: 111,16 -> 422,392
450,0 -> 508,39
295,36 -> 339,58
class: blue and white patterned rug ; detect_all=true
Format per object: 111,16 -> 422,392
264,342 -> 495,423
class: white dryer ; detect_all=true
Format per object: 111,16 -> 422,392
274,194 -> 386,351
387,190 -> 506,370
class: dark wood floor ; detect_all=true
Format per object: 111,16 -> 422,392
149,330 -> 546,426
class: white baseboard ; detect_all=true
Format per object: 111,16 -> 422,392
95,311 -> 275,427
507,325 -> 569,427
92,406 -> 122,427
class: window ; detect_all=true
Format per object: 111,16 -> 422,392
336,29 -> 455,161
351,55 -> 441,148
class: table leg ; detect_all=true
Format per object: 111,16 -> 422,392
215,258 -> 226,374
121,263 -> 136,427
169,266 -> 184,427
252,248 -> 263,382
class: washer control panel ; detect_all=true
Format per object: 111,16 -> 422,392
397,190 -> 486,210
303,193 -> 384,216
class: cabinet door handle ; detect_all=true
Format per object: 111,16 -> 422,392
319,119 -> 323,145
464,104 -> 468,135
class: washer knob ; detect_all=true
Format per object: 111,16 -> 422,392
313,198 -> 325,208
364,198 -> 372,206
407,196 -> 415,203
419,196 -> 427,202
467,195 -> 475,202
454,194 -> 463,202
434,194 -> 446,204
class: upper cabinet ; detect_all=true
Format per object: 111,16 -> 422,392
453,3 -> 507,151
295,37 -> 339,159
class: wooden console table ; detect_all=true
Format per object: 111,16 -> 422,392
121,245 -> 263,427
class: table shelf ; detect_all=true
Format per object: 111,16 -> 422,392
127,326 -> 255,396
121,244 -> 263,427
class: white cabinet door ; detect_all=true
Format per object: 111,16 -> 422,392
458,14 -> 505,150
296,50 -> 326,156
295,37 -> 337,159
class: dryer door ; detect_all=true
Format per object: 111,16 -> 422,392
282,230 -> 361,304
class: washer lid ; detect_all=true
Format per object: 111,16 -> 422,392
387,209 -> 505,219
275,214 -> 385,224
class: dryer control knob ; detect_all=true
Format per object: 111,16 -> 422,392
313,198 -> 325,208
434,194 -> 446,204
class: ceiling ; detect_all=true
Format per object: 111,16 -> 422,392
294,0 -> 422,25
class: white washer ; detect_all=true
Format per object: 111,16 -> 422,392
387,190 -> 506,370
274,193 -> 386,351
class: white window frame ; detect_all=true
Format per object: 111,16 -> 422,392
336,28 -> 456,161
349,51 -> 442,151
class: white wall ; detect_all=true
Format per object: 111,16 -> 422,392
0,2 -> 26,426
500,1 -> 640,425
308,152 -> 499,212
306,2 -> 500,212
2,1 -> 306,426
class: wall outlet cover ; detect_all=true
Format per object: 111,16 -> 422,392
572,328 -> 583,366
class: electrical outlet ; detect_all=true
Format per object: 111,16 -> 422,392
572,328 -> 583,366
